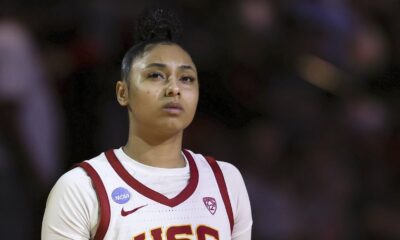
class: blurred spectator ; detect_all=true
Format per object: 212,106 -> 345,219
0,18 -> 63,238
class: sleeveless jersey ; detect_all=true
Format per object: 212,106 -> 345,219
78,149 -> 234,240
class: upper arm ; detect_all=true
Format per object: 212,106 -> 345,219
41,167 -> 99,240
218,161 -> 253,240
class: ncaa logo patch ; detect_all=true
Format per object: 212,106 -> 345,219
203,197 -> 217,215
111,187 -> 131,204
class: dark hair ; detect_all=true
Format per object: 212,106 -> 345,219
121,8 -> 182,82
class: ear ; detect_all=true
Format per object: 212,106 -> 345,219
116,80 -> 129,106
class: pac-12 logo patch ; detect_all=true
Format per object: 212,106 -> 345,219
111,187 -> 131,204
203,197 -> 217,215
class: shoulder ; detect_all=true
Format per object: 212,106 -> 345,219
187,150 -> 253,238
52,152 -> 105,191
216,161 -> 243,180
45,167 -> 92,203
213,161 -> 253,239
84,151 -> 107,166
186,149 -> 244,183
186,149 -> 246,194
214,160 -> 248,203
45,165 -> 97,212
47,152 -> 107,215
42,153 -> 109,239
42,165 -> 99,239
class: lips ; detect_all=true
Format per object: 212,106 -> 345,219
162,102 -> 184,114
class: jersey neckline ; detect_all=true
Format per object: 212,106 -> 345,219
105,149 -> 199,208
115,147 -> 190,176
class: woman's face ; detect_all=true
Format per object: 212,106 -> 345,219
120,44 -> 199,137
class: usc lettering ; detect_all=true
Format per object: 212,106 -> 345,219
197,225 -> 219,240
133,225 -> 219,240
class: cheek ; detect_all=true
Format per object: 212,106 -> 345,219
128,88 -> 144,109
192,87 -> 200,105
186,89 -> 199,111
129,87 -> 161,112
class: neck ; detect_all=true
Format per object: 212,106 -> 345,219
123,129 -> 185,168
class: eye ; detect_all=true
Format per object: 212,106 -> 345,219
147,72 -> 165,80
180,76 -> 195,83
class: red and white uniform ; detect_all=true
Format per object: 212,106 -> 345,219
42,148 -> 252,240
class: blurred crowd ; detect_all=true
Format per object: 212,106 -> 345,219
0,0 -> 399,239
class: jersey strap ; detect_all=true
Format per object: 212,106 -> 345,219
204,156 -> 234,233
78,162 -> 111,240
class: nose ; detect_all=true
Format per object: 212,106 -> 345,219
165,78 -> 180,97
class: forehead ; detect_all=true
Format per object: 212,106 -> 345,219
132,44 -> 196,70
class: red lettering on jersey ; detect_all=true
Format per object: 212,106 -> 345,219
167,225 -> 193,240
197,225 -> 219,240
133,225 -> 219,240
133,233 -> 146,240
151,228 -> 162,240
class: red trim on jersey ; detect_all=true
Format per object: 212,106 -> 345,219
105,149 -> 199,208
78,162 -> 111,240
205,156 -> 234,233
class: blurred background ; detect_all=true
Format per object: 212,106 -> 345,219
0,0 -> 399,239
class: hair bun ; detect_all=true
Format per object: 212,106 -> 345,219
135,8 -> 181,43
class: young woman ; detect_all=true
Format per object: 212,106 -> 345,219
42,8 -> 252,240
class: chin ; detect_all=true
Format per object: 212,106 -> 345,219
159,119 -> 190,135
163,122 -> 185,133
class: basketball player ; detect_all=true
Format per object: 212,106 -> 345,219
42,8 -> 252,240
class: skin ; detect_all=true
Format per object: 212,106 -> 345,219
115,43 -> 199,168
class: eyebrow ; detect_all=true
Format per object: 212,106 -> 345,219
145,63 -> 195,71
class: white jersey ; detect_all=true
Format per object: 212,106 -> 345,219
42,148 -> 252,240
